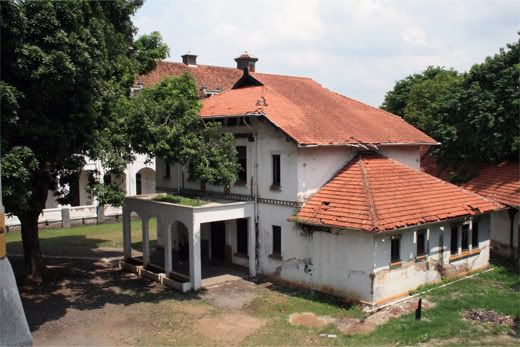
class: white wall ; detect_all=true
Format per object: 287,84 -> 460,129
296,146 -> 355,201
378,146 -> 421,170
490,208 -> 518,257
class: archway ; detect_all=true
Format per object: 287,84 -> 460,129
135,167 -> 155,195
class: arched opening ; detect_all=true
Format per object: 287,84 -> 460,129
170,221 -> 190,277
135,167 -> 155,195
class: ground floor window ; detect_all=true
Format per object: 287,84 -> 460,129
272,225 -> 281,256
450,225 -> 458,254
416,229 -> 426,257
472,221 -> 479,248
236,218 -> 248,255
390,235 -> 401,263
461,224 -> 469,251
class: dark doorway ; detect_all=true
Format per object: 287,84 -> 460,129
211,221 -> 226,261
136,173 -> 142,195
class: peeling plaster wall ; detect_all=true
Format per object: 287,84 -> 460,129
490,209 -> 519,257
373,215 -> 491,302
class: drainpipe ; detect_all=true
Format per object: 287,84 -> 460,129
0,148 -> 33,345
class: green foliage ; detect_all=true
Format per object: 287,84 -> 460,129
381,39 -> 520,179
117,75 -> 240,186
0,0 -> 167,214
86,181 -> 126,207
1,147 -> 38,215
153,194 -> 209,207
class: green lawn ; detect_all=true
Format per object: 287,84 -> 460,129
6,219 -> 155,257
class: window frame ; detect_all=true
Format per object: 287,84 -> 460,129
272,225 -> 282,257
390,234 -> 401,265
471,221 -> 479,248
461,224 -> 469,252
271,154 -> 281,188
236,146 -> 247,184
416,229 -> 426,257
450,225 -> 459,255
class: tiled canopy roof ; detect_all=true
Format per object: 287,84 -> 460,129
462,161 -> 520,207
293,153 -> 502,232
201,72 -> 438,146
138,61 -> 242,97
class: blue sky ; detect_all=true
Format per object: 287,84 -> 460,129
133,0 -> 519,107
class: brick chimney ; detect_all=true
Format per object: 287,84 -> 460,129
181,52 -> 197,66
234,51 -> 258,72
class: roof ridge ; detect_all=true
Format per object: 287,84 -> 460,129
159,60 -> 239,71
359,154 -> 380,231
252,71 -> 313,80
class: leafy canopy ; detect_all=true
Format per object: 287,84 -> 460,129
381,38 -> 520,180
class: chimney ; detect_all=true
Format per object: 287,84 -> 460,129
181,52 -> 197,66
234,51 -> 258,72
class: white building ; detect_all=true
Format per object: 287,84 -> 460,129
122,55 -> 503,305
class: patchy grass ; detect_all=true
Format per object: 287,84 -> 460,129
153,193 -> 210,206
5,219 -> 155,256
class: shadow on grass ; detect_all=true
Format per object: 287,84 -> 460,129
7,235 -> 123,258
9,256 -> 202,334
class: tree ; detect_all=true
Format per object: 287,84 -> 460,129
0,0 -> 168,282
381,38 -> 520,181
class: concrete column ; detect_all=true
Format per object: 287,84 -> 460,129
123,209 -> 132,259
61,207 -> 71,229
142,218 -> 150,266
165,223 -> 173,274
189,221 -> 202,290
248,216 -> 256,277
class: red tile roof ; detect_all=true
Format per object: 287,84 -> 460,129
138,61 -> 243,98
293,152 -> 502,232
462,161 -> 519,207
201,72 -> 438,146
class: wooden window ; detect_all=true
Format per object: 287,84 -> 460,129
236,218 -> 248,255
390,235 -> 401,263
450,226 -> 458,254
461,224 -> 469,251
272,154 -> 281,187
416,229 -> 426,257
236,146 -> 247,183
472,221 -> 479,248
272,225 -> 281,256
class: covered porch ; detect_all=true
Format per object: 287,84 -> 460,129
121,194 -> 256,291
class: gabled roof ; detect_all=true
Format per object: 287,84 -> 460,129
138,61 -> 242,97
293,153 -> 502,233
462,161 -> 519,207
201,71 -> 438,146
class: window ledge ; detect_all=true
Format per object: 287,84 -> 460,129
269,253 -> 283,261
449,248 -> 481,262
415,254 -> 427,262
389,261 -> 402,269
234,252 -> 249,259
270,184 -> 282,191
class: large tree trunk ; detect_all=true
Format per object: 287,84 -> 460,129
19,211 -> 45,284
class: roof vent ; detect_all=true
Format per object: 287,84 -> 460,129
181,52 -> 197,66
234,51 -> 258,72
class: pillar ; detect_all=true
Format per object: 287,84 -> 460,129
142,218 -> 150,266
96,204 -> 105,224
61,207 -> 71,229
189,221 -> 202,290
165,223 -> 173,274
123,209 -> 132,259
248,216 -> 256,277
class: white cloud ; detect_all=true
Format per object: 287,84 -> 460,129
133,0 -> 519,106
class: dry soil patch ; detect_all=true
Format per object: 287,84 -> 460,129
202,279 -> 258,310
288,312 -> 335,328
195,313 -> 265,344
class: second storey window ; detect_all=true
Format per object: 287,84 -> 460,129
472,221 -> 479,248
461,224 -> 469,251
416,229 -> 426,257
450,226 -> 458,254
272,154 -> 281,187
236,146 -> 247,183
272,225 -> 281,256
390,235 -> 401,263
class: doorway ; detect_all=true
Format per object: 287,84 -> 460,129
211,221 -> 226,261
